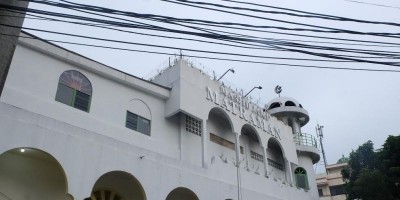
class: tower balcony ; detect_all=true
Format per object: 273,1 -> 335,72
293,133 -> 318,148
293,133 -> 320,164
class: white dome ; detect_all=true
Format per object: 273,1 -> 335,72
267,96 -> 303,109
266,96 -> 309,127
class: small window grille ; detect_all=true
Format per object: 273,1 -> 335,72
126,111 -> 151,136
329,185 -> 345,196
250,151 -> 264,162
267,158 -> 284,170
185,115 -> 202,136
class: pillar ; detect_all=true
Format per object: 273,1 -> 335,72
201,119 -> 208,168
263,147 -> 269,177
0,0 -> 29,96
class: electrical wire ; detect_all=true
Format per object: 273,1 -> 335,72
3,1 -> 400,66
3,31 -> 400,73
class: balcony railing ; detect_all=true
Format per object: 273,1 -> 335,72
293,133 -> 318,148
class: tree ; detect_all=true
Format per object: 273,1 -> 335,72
342,135 -> 400,200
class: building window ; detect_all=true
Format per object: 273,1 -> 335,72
329,185 -> 346,196
318,189 -> 323,197
250,151 -> 264,162
295,167 -> 309,190
126,111 -> 151,136
185,115 -> 202,136
55,70 -> 92,112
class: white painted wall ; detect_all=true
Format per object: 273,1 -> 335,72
0,35 -> 320,200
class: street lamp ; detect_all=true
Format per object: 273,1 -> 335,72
244,86 -> 262,97
217,68 -> 235,81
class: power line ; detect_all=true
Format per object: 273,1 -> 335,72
223,0 -> 400,25
5,3 -> 400,51
160,0 -> 400,37
1,23 -> 360,63
6,4 -> 400,60
3,2 -> 400,65
26,0 -> 400,38
5,32 -> 400,73
343,0 -> 400,10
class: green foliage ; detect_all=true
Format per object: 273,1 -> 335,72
342,135 -> 400,200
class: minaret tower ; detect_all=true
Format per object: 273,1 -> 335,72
266,88 -> 320,200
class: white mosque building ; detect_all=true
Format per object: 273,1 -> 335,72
0,31 -> 320,200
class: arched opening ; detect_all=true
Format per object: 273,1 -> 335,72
89,171 -> 146,200
269,102 -> 281,109
294,167 -> 309,190
285,101 -> 296,107
166,187 -> 199,200
0,148 -> 68,200
266,138 -> 286,181
207,108 -> 236,164
240,124 -> 264,175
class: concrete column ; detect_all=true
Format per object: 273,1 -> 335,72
0,0 -> 29,96
263,147 -> 269,177
234,132 -> 241,167
287,160 -> 294,184
291,117 -> 300,134
179,114 -> 185,160
201,119 -> 208,168
234,132 -> 242,200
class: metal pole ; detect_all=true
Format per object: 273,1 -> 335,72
316,124 -> 328,173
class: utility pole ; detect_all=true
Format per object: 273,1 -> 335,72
316,124 -> 328,173
0,0 -> 30,96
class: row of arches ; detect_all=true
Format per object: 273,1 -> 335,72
207,107 -> 286,180
0,148 -> 199,200
206,107 -> 310,190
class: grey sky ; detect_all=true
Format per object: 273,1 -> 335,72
22,0 -> 400,171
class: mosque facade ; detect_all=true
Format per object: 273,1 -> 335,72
0,31 -> 320,200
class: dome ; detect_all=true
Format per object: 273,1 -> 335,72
337,155 -> 349,164
266,96 -> 309,127
266,97 -> 303,110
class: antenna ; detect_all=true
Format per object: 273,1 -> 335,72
316,124 -> 328,173
275,85 -> 282,97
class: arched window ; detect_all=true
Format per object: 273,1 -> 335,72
55,70 -> 92,112
285,101 -> 296,106
269,102 -> 281,109
295,167 -> 309,190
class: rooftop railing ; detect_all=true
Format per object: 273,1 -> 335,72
293,133 -> 318,148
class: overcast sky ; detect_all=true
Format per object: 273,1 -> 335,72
22,0 -> 400,172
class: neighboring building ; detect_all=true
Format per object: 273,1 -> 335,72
0,31 -> 320,200
316,157 -> 349,200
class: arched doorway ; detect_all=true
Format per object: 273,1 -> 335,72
89,171 -> 146,200
0,148 -> 68,200
166,187 -> 199,200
